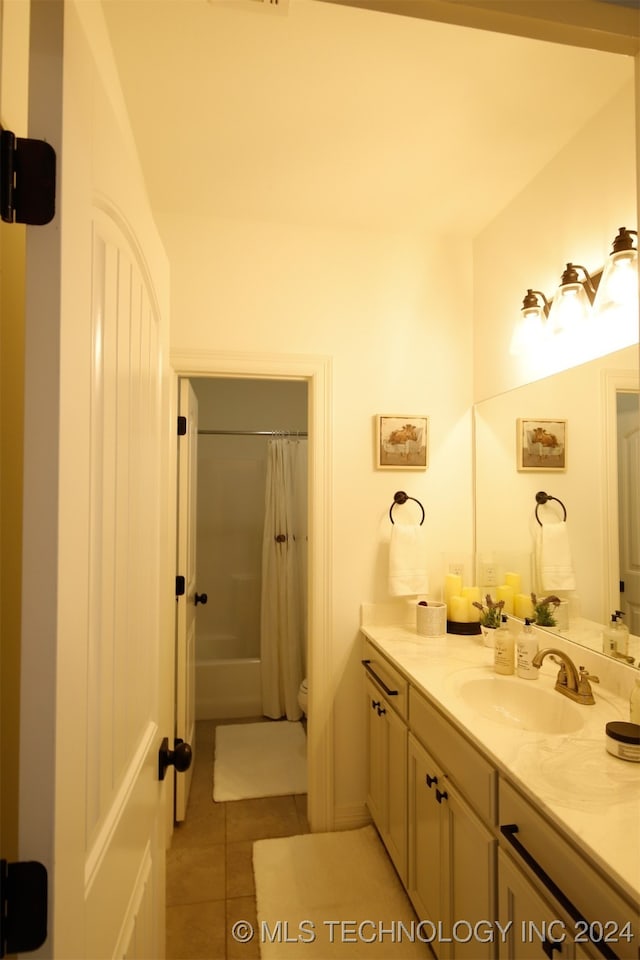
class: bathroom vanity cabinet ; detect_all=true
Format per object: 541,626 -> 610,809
361,631 -> 640,960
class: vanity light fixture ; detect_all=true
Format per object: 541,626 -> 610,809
592,226 -> 638,325
547,262 -> 598,336
513,226 -> 638,357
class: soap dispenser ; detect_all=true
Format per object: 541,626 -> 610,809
615,611 -> 630,658
602,614 -> 618,657
494,615 -> 514,676
516,618 -> 538,679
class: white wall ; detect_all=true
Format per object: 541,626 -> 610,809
168,217 -> 474,822
473,81 -> 637,403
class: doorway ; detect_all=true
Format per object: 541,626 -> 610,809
190,376 -> 308,721
604,368 -> 640,635
170,350 -> 333,834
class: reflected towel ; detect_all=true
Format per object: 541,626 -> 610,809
535,522 -> 576,591
389,524 -> 429,596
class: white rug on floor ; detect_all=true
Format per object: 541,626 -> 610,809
253,826 -> 429,958
213,721 -> 307,802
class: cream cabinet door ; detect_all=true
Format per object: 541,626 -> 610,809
408,733 -> 496,960
499,850 -> 576,960
365,676 -> 408,884
445,785 -> 496,960
385,694 -> 408,883
408,734 -> 446,938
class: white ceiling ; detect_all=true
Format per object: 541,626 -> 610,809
102,0 -> 635,238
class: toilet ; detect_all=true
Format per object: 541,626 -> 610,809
297,677 -> 308,716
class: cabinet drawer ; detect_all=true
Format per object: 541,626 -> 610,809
409,686 -> 496,825
499,778 -> 639,959
362,640 -> 408,720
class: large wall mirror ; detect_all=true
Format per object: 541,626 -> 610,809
474,343 -> 639,661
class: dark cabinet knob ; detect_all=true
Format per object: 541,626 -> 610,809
158,737 -> 193,780
426,773 -> 438,788
195,592 -> 208,606
435,787 -> 448,804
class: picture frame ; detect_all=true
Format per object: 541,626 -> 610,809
516,418 -> 567,472
375,415 -> 429,470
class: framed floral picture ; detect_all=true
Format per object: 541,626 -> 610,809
517,418 -> 567,471
375,415 -> 429,470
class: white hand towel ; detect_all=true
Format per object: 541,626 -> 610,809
389,524 -> 429,596
535,521 -> 576,591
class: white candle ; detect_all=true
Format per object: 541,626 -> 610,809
496,584 -> 514,615
504,571 -> 522,594
514,593 -> 535,620
449,595 -> 470,622
444,573 -> 463,602
462,586 -> 481,621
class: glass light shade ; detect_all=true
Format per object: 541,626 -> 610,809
547,282 -> 591,336
592,247 -> 638,325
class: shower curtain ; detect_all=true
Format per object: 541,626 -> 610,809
260,436 -> 307,721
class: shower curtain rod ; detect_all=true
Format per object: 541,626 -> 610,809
198,429 -> 308,437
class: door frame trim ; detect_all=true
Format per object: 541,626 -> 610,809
169,349 -> 334,832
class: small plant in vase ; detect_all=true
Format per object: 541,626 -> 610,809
472,594 -> 505,630
531,592 -> 561,627
472,595 -> 505,647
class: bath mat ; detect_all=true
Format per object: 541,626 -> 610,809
213,720 -> 306,802
253,825 -> 428,958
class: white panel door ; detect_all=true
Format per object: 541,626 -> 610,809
19,2 -> 171,957
176,379 -> 199,821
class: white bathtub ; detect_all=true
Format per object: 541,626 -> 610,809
195,657 -> 263,720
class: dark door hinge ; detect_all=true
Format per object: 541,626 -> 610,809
176,575 -> 185,597
0,859 -> 48,957
620,580 -> 625,593
1,128 -> 56,225
177,416 -> 187,436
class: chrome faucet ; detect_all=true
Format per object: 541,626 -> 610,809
531,648 -> 599,705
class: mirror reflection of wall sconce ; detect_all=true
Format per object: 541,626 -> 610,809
511,226 -> 638,356
592,226 -> 638,322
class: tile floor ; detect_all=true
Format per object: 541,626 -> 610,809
166,718 -> 310,960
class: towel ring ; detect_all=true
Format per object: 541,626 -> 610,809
389,490 -> 425,525
535,491 -> 567,526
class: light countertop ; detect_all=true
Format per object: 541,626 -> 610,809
360,608 -> 640,908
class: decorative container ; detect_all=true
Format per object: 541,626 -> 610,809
605,721 -> 640,763
416,601 -> 447,638
446,620 -> 481,636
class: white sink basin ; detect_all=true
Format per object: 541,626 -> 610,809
457,675 -> 584,734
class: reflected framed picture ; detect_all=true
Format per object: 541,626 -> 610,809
517,418 -> 567,471
375,415 -> 429,470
